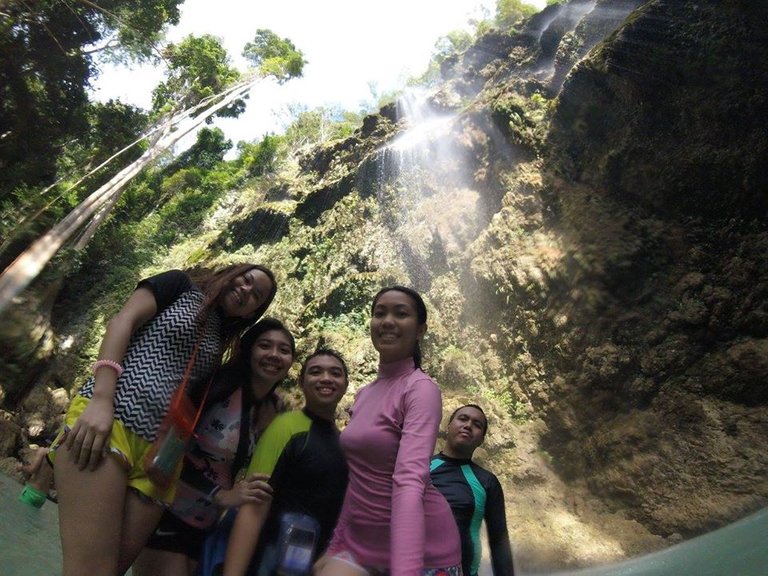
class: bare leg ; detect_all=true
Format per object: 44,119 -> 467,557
316,558 -> 370,576
132,548 -> 195,576
117,489 -> 165,575
55,451 -> 128,576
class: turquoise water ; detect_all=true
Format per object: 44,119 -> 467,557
544,507 -> 768,576
2,473 -> 765,575
0,474 -> 133,576
1,474 -> 62,576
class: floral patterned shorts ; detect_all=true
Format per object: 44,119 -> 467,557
422,567 -> 462,576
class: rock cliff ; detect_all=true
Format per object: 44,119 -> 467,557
2,0 -> 766,570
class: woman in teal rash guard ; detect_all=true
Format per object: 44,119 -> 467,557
430,404 -> 514,576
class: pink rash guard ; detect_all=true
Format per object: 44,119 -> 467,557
327,357 -> 461,575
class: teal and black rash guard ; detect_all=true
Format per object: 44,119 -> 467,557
430,453 -> 514,576
246,408 -> 348,563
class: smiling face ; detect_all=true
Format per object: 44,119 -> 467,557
248,329 -> 293,389
218,268 -> 274,319
301,354 -> 348,419
445,406 -> 487,458
370,290 -> 427,364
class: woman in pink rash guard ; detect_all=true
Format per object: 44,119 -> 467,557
315,286 -> 462,576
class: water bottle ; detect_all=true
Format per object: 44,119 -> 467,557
19,484 -> 47,508
275,512 -> 320,576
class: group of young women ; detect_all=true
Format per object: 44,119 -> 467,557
50,261 -> 467,576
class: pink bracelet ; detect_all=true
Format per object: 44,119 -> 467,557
92,359 -> 124,378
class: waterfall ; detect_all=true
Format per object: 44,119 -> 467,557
361,87 -> 486,289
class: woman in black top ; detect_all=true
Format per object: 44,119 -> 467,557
52,264 -> 277,576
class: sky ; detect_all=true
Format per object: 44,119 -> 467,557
90,0 -> 546,148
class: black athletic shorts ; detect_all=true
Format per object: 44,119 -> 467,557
144,509 -> 208,559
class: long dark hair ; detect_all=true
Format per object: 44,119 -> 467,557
206,317 -> 295,407
189,263 -> 278,358
371,285 -> 428,368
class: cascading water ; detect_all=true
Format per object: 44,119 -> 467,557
362,87 -> 490,290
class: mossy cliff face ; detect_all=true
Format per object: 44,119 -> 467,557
3,0 -> 767,570
539,0 -> 768,536
252,0 -> 767,565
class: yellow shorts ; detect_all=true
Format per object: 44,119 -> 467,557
49,394 -> 178,504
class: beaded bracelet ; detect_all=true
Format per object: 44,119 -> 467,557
92,359 -> 124,378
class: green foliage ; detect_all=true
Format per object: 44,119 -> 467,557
237,134 -> 286,177
466,380 -> 531,423
103,0 -> 183,63
60,101 -> 150,196
152,176 -> 222,245
0,100 -> 149,271
414,29 -> 474,86
243,29 -> 307,84
496,0 -> 537,28
491,91 -> 552,153
435,30 -> 475,61
152,34 -> 242,117
172,127 -> 232,170
0,0 -> 181,196
283,106 -> 363,150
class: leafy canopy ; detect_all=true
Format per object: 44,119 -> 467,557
496,0 -> 537,28
283,106 -> 362,150
151,34 -> 242,117
0,0 -> 183,195
99,0 -> 183,63
243,29 -> 307,84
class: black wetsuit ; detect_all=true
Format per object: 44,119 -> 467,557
247,407 -> 349,570
430,453 -> 514,576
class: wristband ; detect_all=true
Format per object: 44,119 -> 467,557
92,359 -> 124,378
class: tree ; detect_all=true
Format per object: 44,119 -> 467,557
88,0 -> 183,63
0,29 -> 306,315
172,127 -> 232,171
415,30 -> 475,86
283,106 -> 362,150
151,34 -> 243,118
0,100 -> 149,271
243,29 -> 307,84
496,0 -> 537,28
0,0 -> 183,195
238,134 -> 285,177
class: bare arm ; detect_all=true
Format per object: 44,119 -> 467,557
64,286 -> 157,470
214,472 -> 274,508
223,500 -> 271,576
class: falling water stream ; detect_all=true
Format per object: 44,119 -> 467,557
363,87 -> 496,291
359,87 -> 768,575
